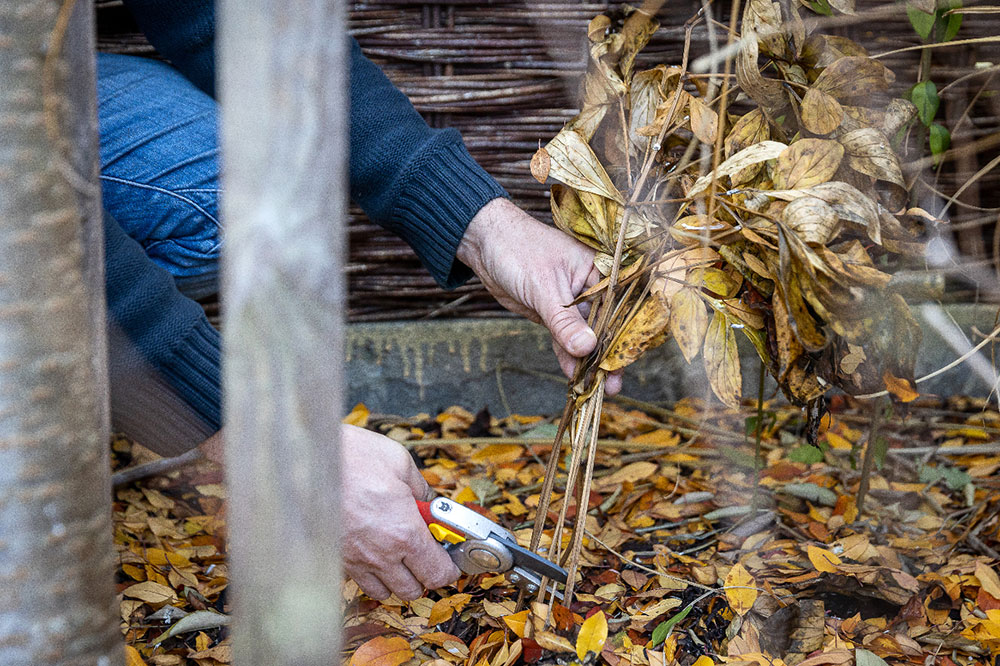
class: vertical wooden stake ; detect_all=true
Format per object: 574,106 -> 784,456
219,0 -> 347,663
0,1 -> 118,663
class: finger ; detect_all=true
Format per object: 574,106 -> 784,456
404,550 -> 461,591
541,303 -> 597,358
354,573 -> 391,601
404,461 -> 433,501
605,370 -> 623,396
380,564 -> 425,602
552,340 -> 579,379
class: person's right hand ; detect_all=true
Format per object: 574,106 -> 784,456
339,424 -> 461,600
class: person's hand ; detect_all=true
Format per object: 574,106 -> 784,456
457,197 -> 622,395
339,424 -> 461,600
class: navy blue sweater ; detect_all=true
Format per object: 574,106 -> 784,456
110,0 -> 506,454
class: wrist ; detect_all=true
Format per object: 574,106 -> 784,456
456,197 -> 509,274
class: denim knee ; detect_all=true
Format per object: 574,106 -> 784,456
97,52 -> 221,299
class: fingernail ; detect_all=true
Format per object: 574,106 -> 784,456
569,328 -> 597,355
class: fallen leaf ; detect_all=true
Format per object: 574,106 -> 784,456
671,288 -> 709,363
576,610 -> 608,659
689,141 -> 787,196
724,563 -> 757,616
428,593 -> 472,626
807,545 -> 843,573
503,610 -> 531,638
350,636 -> 414,666
689,95 -> 719,144
123,581 -> 178,605
125,645 -> 148,666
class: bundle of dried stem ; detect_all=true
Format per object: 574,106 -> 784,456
527,0 -> 952,607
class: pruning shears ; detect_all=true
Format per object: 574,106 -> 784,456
417,496 -> 568,596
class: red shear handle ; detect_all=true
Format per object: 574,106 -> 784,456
416,500 -> 434,525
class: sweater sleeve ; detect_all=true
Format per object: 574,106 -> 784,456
121,0 -> 216,97
104,211 -> 222,456
348,38 -> 508,288
119,0 -> 508,288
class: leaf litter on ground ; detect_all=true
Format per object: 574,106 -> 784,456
113,393 -> 1000,665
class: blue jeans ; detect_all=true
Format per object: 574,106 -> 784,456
97,53 -> 221,300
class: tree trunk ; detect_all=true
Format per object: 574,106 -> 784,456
0,1 -> 118,664
219,0 -> 347,663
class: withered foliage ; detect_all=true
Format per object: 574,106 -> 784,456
532,2 -> 932,408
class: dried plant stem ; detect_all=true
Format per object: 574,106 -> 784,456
562,379 -> 607,605
548,392 -> 599,568
856,398 -> 884,513
706,0 -> 741,224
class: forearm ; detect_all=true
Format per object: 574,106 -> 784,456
347,38 -> 507,288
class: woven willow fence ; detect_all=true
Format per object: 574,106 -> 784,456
96,0 -> 1000,321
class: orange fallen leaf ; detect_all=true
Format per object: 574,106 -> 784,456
503,610 -> 531,638
125,645 -> 148,666
882,372 -> 918,402
428,593 -> 472,626
350,636 -> 414,666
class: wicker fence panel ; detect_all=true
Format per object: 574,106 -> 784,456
96,0 -> 1000,319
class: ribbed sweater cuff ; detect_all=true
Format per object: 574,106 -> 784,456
157,316 -> 222,432
394,138 -> 508,289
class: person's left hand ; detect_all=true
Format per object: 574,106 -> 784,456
456,198 -> 622,395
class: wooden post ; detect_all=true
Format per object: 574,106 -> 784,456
0,1 -> 118,664
219,1 -> 347,663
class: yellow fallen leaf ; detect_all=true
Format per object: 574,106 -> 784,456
723,563 -> 757,616
976,561 -> 1000,601
824,432 -> 854,451
349,636 -> 414,666
630,429 -> 680,447
428,593 -> 472,626
807,545 -> 843,573
343,403 -> 370,427
591,461 -> 659,491
453,487 -> 478,504
576,610 -> 608,659
146,548 -> 191,568
502,610 -> 531,638
125,645 -> 148,666
470,444 -> 523,465
122,581 -> 178,605
692,656 -> 715,666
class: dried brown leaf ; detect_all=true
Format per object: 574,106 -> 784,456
689,96 -> 719,145
813,56 -> 893,99
766,181 -> 883,244
600,292 -> 672,371
801,88 -> 844,136
671,287 -> 709,363
689,141 -> 787,196
545,128 -> 624,203
782,196 -> 841,245
703,311 -> 742,408
773,139 -> 845,190
737,27 -> 788,115
530,148 -> 551,184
